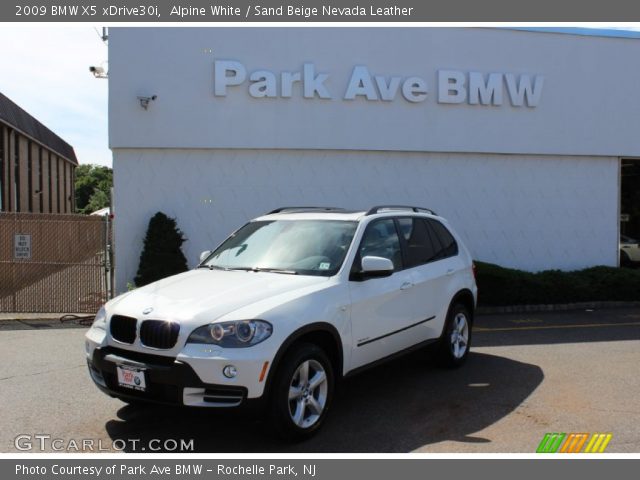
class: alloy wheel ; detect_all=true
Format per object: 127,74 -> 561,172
450,312 -> 469,359
287,359 -> 328,429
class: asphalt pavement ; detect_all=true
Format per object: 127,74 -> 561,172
1,308 -> 639,453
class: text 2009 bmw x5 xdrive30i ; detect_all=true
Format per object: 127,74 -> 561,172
86,206 -> 477,439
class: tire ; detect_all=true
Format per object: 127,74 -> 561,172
435,303 -> 472,368
620,250 -> 632,268
269,342 -> 334,441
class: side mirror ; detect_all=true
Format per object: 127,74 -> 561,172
360,256 -> 394,278
199,250 -> 211,264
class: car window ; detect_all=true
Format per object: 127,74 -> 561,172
397,218 -> 439,268
427,219 -> 459,259
358,219 -> 402,270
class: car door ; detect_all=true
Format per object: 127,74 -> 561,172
422,218 -> 466,336
396,217 -> 445,341
348,218 -> 419,370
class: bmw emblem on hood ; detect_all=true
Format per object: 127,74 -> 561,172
142,307 -> 153,315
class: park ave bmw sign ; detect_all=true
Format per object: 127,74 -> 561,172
213,60 -> 544,107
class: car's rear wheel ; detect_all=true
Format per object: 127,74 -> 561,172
620,250 -> 632,268
435,303 -> 472,368
269,343 -> 334,440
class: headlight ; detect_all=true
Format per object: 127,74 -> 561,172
187,320 -> 272,348
91,307 -> 107,330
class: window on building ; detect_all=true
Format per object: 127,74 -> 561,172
56,157 -> 61,213
70,167 -> 75,212
47,152 -> 52,213
38,147 -> 43,212
27,141 -> 33,212
14,133 -> 20,212
62,160 -> 67,213
0,126 -> 4,211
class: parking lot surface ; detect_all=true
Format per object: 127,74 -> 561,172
1,308 -> 639,453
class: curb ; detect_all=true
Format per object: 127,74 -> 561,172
477,301 -> 640,315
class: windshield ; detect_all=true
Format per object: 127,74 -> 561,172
203,220 -> 358,276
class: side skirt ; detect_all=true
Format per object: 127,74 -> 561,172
344,337 -> 439,379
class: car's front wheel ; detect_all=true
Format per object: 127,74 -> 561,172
269,343 -> 334,440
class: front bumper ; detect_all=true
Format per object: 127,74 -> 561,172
87,346 -> 265,409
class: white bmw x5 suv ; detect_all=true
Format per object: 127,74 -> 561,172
86,206 -> 477,439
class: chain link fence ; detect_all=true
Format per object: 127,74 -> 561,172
0,212 -> 113,313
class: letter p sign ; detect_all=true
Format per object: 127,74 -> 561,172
214,60 -> 247,96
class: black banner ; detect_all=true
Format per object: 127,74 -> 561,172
4,0 -> 640,22
5,459 -> 640,480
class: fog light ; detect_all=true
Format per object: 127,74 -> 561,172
223,365 -> 237,378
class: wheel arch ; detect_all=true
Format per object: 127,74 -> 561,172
264,322 -> 344,397
449,288 -> 476,323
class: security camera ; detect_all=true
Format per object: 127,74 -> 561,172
137,95 -> 158,110
89,65 -> 107,79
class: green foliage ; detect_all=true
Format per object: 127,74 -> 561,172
475,261 -> 640,306
75,164 -> 112,214
134,212 -> 188,287
85,189 -> 110,214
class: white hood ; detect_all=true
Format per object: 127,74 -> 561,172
108,269 -> 328,327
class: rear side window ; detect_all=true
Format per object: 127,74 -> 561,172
427,219 -> 459,259
397,218 -> 438,268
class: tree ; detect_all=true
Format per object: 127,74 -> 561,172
75,164 -> 112,214
134,212 -> 188,287
85,190 -> 110,214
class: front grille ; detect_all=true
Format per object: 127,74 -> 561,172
110,315 -> 137,344
140,320 -> 180,349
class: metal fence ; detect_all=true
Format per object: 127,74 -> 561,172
0,212 -> 113,313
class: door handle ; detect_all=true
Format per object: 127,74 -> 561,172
400,282 -> 414,290
446,269 -> 455,276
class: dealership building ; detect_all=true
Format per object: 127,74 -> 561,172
108,27 -> 640,292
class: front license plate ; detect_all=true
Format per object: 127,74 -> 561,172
116,365 -> 146,391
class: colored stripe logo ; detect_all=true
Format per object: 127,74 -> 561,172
536,433 -> 612,453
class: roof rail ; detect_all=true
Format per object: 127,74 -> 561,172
365,205 -> 437,216
267,207 -> 347,214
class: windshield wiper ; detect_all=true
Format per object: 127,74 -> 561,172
198,265 -> 239,271
250,267 -> 299,275
198,265 -> 298,274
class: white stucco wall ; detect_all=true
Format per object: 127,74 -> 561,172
108,27 -> 636,291
113,150 -> 619,290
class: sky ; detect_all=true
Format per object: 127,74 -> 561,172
0,26 -> 638,170
0,27 -> 110,166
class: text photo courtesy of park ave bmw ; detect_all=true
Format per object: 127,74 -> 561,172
0,3 -> 640,465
